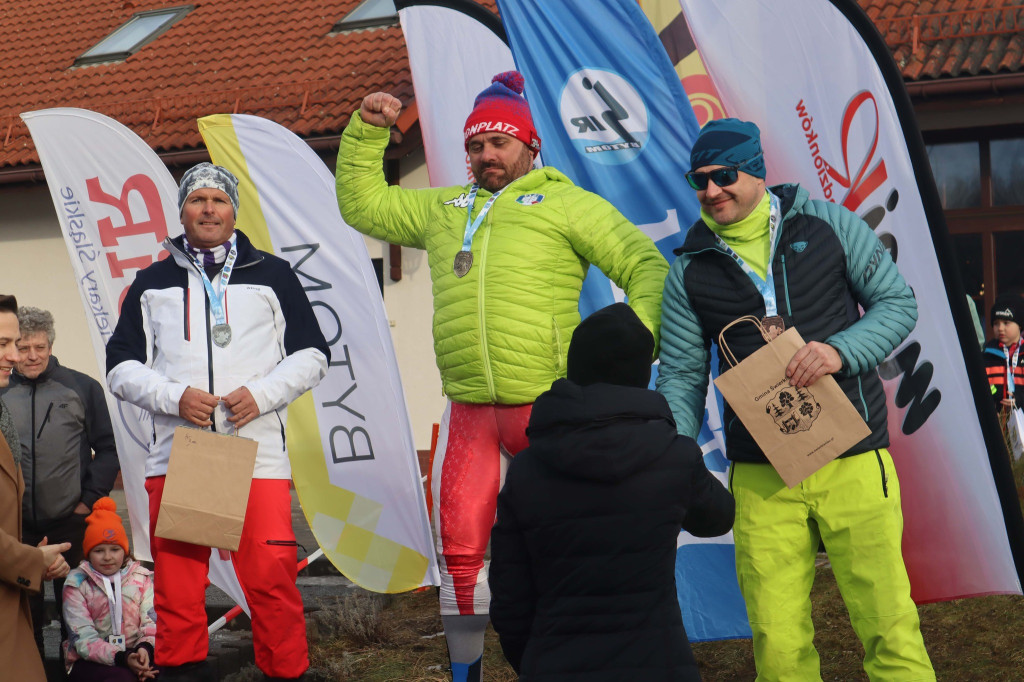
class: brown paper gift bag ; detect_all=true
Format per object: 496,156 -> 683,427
713,316 -> 871,488
155,426 -> 258,551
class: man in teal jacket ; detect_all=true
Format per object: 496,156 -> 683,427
657,119 -> 934,681
336,72 -> 667,682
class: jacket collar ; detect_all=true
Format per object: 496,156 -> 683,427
164,229 -> 263,270
17,355 -> 59,385
526,379 -> 679,483
0,405 -> 18,491
472,165 -> 575,199
76,558 -> 148,588
675,183 -> 803,257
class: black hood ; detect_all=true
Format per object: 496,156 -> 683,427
526,378 -> 679,483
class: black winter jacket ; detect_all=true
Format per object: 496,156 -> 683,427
0,357 -> 119,527
659,184 -> 917,462
489,379 -> 735,682
983,339 -> 1024,407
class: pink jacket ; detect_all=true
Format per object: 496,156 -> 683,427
62,559 -> 156,670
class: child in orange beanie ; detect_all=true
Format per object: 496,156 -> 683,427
62,497 -> 158,681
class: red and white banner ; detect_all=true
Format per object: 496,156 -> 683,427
22,108 -> 248,611
21,108 -> 177,562
680,0 -> 1022,600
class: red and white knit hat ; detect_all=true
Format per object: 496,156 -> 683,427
463,71 -> 541,157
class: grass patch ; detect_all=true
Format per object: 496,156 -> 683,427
307,588 -> 514,681
304,450 -> 1024,680
305,566 -> 1024,681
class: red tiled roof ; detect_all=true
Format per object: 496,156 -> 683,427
3,1 -> 1017,172
0,0 -> 419,169
858,0 -> 1024,80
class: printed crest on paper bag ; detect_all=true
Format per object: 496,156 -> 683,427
766,385 -> 821,434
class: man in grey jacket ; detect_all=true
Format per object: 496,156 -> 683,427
0,306 -> 118,656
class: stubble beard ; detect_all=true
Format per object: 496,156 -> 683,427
475,148 -> 535,193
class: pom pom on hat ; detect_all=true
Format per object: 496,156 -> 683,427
92,497 -> 117,512
493,70 -> 525,94
463,71 -> 541,156
83,496 -> 129,557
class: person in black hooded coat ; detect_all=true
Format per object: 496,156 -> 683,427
489,302 -> 735,682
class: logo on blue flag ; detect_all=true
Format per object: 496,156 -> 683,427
559,69 -> 649,165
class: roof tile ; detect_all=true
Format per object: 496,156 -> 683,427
3,0 -> 1017,171
858,0 -> 1024,80
2,0 -> 502,169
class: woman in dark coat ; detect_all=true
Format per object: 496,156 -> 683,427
0,295 -> 70,681
489,303 -> 735,682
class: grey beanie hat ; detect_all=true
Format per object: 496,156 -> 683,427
177,162 -> 240,217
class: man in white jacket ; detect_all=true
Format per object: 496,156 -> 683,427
106,163 -> 329,682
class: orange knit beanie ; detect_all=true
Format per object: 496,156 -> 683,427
83,497 -> 129,556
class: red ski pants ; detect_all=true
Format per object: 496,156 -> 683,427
146,477 -> 307,678
431,401 -> 532,615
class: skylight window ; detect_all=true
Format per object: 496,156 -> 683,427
331,0 -> 397,32
76,6 -> 193,66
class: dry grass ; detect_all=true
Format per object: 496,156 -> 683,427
693,569 -> 1024,681
307,588 -> 515,681
302,453 -> 1024,680
302,574 -> 1024,681
309,593 -> 394,648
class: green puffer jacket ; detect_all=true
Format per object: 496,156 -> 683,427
337,111 -> 668,405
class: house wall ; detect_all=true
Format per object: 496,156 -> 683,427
0,183 -> 99,377
0,148 -> 444,450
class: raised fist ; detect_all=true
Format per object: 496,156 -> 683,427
360,92 -> 402,128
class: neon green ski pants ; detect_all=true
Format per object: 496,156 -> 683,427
730,449 -> 935,682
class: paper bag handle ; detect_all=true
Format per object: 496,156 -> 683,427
718,315 -> 774,368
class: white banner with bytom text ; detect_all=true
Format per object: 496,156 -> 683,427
198,113 -> 438,592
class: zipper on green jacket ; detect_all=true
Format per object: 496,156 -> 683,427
478,210 -> 497,402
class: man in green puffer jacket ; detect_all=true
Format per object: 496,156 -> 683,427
336,71 -> 667,682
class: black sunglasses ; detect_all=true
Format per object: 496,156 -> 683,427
685,154 -> 762,190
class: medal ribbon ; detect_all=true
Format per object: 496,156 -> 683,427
713,191 -> 783,317
1006,341 -> 1021,398
192,233 -> 238,328
100,572 -> 123,636
460,184 -> 506,255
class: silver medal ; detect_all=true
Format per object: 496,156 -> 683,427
453,250 -> 473,278
212,323 -> 232,348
